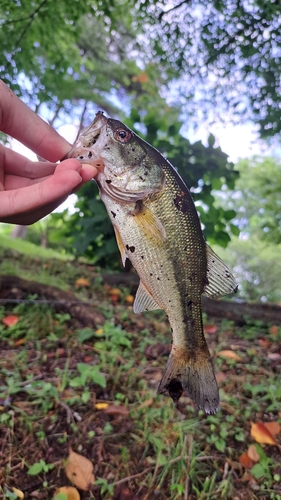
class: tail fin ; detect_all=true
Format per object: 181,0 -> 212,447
157,346 -> 219,414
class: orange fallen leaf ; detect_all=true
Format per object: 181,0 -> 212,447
250,422 -> 278,445
95,403 -> 109,410
247,444 -> 260,462
217,350 -> 243,361
95,328 -> 104,336
108,288 -> 122,296
263,422 -> 281,436
110,294 -> 120,303
269,325 -> 279,336
125,294 -> 134,304
238,451 -> 254,469
258,338 -> 271,348
75,278 -> 90,288
2,315 -> 19,327
204,324 -> 218,334
65,448 -> 95,491
54,486 -> 80,500
14,338 -> 27,347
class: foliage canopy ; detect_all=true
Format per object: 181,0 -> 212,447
1,0 -> 281,137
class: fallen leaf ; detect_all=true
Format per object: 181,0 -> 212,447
204,324 -> 218,334
115,483 -> 138,500
269,325 -> 279,336
65,448 -> 95,490
14,338 -> 27,347
108,287 -> 122,296
95,402 -> 109,410
95,328 -> 104,336
144,343 -> 171,359
263,421 -> 281,436
138,398 -> 154,409
250,422 -> 278,445
215,371 -> 227,383
2,315 -> 19,327
83,355 -> 94,363
103,404 -> 129,416
110,294 -> 120,303
75,278 -> 90,288
54,486 -> 80,500
217,350 -> 243,361
247,444 -> 260,463
12,487 -> 24,499
238,451 -> 254,469
125,295 -> 134,304
258,338 -> 271,348
267,353 -> 281,361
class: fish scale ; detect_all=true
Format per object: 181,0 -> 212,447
66,111 -> 238,414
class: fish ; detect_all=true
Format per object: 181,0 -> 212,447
66,111 -> 238,414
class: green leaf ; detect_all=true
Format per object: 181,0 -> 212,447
78,328 -> 95,343
251,463 -> 266,479
215,438 -> 226,452
28,462 -> 43,475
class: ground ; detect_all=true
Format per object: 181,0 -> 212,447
0,244 -> 281,500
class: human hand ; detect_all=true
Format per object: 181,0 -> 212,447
0,80 -> 97,224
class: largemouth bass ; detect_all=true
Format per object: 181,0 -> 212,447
66,112 -> 237,414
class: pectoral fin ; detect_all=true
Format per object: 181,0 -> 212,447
203,244 -> 238,298
132,205 -> 166,244
113,225 -> 128,267
134,281 -> 160,313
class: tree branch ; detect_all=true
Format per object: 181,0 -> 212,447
158,0 -> 192,20
13,0 -> 49,53
1,0 -> 48,28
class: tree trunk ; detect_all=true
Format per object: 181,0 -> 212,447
10,225 -> 27,239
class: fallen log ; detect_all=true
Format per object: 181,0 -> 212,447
1,273 -> 281,326
0,275 -> 104,328
102,272 -> 281,326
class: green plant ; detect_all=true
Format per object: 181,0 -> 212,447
27,459 -> 55,475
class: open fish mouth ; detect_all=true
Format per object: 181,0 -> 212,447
61,111 -> 107,165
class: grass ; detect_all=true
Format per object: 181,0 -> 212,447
0,240 -> 281,499
0,234 -> 74,261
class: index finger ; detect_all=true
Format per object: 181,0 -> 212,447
0,80 -> 72,162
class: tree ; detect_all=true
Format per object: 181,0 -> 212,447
1,1 -> 281,137
223,156 -> 281,244
1,0 -> 240,264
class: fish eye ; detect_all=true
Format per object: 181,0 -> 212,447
115,128 -> 132,143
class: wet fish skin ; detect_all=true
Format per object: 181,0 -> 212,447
66,112 -> 237,414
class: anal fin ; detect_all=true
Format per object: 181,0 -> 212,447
203,244 -> 238,299
133,281 -> 160,313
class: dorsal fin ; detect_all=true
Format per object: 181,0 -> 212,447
203,244 -> 238,299
133,281 -> 160,313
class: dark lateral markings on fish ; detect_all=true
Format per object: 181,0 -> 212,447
173,194 -> 190,213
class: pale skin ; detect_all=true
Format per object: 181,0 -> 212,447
0,80 -> 97,224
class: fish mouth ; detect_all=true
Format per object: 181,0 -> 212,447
61,111 -> 107,166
